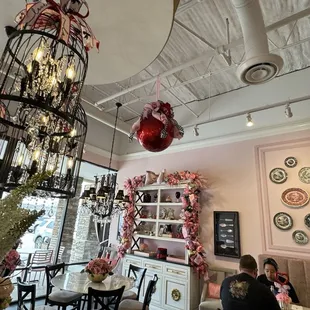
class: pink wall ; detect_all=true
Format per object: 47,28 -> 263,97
112,129 -> 310,269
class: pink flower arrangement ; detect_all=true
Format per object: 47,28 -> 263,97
85,258 -> 112,275
276,293 -> 292,304
0,249 -> 21,277
119,170 -> 209,280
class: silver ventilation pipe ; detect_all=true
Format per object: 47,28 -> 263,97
231,0 -> 284,85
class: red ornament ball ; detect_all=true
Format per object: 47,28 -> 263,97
137,115 -> 174,152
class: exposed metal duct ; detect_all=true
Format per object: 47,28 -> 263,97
231,0 -> 284,85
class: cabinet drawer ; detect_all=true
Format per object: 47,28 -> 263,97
124,257 -> 142,267
163,277 -> 187,310
165,265 -> 188,278
144,261 -> 163,272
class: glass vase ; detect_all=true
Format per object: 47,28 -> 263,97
87,273 -> 108,283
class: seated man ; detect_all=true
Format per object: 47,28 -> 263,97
220,254 -> 280,310
257,257 -> 299,304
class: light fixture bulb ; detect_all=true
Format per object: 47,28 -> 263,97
246,113 -> 254,127
17,155 -> 23,166
27,62 -> 32,73
41,115 -> 48,125
32,46 -> 44,62
69,128 -> 77,137
51,75 -> 57,87
33,149 -> 40,161
285,104 -> 293,118
193,125 -> 199,137
66,64 -> 76,80
67,157 -> 74,169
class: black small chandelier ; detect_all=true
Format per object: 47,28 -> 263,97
79,102 -> 129,224
0,0 -> 98,198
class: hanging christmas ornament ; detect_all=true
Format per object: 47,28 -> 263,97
130,101 -> 184,152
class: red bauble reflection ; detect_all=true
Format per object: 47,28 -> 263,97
137,115 -> 174,152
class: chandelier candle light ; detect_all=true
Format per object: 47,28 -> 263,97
0,0 -> 98,198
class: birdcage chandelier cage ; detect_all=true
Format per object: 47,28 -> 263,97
0,0 -> 98,198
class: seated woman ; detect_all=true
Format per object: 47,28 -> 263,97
257,257 -> 299,304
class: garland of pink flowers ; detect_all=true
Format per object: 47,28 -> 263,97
118,171 -> 209,280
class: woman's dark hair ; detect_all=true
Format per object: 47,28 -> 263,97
263,258 -> 278,271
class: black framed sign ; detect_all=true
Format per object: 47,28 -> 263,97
214,211 -> 241,258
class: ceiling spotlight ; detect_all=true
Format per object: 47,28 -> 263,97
246,113 -> 254,127
285,103 -> 293,118
193,125 -> 199,136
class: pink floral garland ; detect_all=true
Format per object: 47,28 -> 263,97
118,175 -> 145,257
118,171 -> 209,280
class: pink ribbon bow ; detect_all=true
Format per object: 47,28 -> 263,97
15,0 -> 99,50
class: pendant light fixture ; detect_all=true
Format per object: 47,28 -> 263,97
79,103 -> 129,224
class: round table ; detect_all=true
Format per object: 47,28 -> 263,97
51,272 -> 134,294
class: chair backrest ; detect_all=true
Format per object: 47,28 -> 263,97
17,277 -> 36,310
45,263 -> 65,299
87,286 -> 125,310
142,274 -> 158,310
127,264 -> 147,300
101,247 -> 118,261
32,250 -> 53,265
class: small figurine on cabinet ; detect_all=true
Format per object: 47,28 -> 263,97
175,191 -> 181,202
160,208 -> 167,219
165,196 -> 172,202
153,194 -> 158,203
143,193 -> 151,203
157,169 -> 166,184
147,211 -> 154,219
140,243 -> 149,252
179,209 -> 185,220
166,208 -> 175,220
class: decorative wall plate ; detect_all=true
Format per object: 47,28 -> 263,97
281,188 -> 309,207
299,167 -> 310,184
304,214 -> 310,229
269,168 -> 288,184
273,212 -> 293,230
284,157 -> 297,168
292,230 -> 309,245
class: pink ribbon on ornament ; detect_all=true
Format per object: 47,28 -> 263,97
130,101 -> 184,141
15,0 -> 99,50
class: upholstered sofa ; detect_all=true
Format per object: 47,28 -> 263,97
258,254 -> 310,308
199,267 -> 237,310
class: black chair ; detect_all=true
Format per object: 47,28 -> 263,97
121,264 -> 147,301
17,277 -> 56,310
45,263 -> 83,310
119,274 -> 158,310
87,286 -> 125,310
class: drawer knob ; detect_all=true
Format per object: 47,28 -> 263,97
171,288 -> 181,301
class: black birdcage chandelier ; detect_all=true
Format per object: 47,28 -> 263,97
79,103 -> 129,224
0,0 -> 98,198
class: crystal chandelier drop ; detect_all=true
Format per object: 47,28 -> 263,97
0,0 -> 98,198
79,103 -> 129,224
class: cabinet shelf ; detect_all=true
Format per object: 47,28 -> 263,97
134,234 -> 186,243
136,203 -> 157,206
158,202 -> 183,206
158,219 -> 184,224
136,218 -> 157,222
